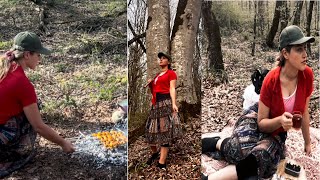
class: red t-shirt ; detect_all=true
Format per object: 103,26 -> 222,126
150,69 -> 177,104
0,64 -> 37,124
260,66 -> 314,136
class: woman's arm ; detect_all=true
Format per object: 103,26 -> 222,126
258,100 -> 293,133
23,103 -> 75,153
169,80 -> 178,112
301,97 -> 311,155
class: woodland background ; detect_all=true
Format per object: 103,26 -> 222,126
0,0 -> 318,179
128,0 -> 319,179
0,0 -> 127,179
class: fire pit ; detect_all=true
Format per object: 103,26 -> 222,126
70,128 -> 127,168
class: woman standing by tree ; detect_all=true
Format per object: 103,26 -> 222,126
0,31 -> 75,178
144,52 -> 181,169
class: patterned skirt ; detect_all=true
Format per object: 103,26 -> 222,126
221,105 -> 286,178
145,93 -> 182,145
0,113 -> 37,178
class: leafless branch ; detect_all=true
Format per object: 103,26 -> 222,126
128,20 -> 146,53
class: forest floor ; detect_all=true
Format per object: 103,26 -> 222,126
128,117 -> 201,179
202,31 -> 319,133
1,1 -> 127,179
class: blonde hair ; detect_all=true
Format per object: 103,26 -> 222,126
0,49 -> 24,82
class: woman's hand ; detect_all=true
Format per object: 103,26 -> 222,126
280,112 -> 293,131
304,142 -> 311,155
144,79 -> 153,88
172,104 -> 178,112
61,140 -> 75,153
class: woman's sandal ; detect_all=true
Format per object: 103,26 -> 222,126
146,152 -> 160,165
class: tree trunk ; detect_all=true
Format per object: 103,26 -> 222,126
252,1 -> 257,56
202,1 -> 224,71
257,1 -> 264,36
266,1 -> 269,30
293,1 -> 304,26
266,1 -> 283,47
280,0 -> 289,32
171,0 -> 202,116
128,44 -> 143,117
146,0 -> 170,79
315,1 -> 318,30
316,1 -> 319,31
306,0 -> 314,55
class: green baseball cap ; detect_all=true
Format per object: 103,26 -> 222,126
279,25 -> 315,50
13,31 -> 51,55
158,52 -> 172,62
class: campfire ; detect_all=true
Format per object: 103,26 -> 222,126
70,100 -> 128,168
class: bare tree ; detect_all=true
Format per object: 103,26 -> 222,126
171,0 -> 202,116
128,0 -> 149,142
266,1 -> 283,47
257,1 -> 265,36
306,0 -> 315,55
315,1 -> 319,31
280,0 -> 289,32
202,1 -> 224,71
252,1 -> 257,56
293,1 -> 304,26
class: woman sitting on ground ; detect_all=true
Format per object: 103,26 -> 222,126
202,25 -> 314,180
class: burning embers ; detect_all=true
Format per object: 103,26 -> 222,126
71,129 -> 127,168
92,130 -> 127,149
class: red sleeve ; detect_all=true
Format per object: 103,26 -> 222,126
260,71 -> 272,108
16,75 -> 37,107
169,70 -> 177,81
305,66 -> 314,98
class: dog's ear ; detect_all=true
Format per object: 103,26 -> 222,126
261,69 -> 269,77
251,69 -> 260,84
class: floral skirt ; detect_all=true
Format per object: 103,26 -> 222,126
0,113 -> 37,178
220,105 -> 286,178
145,93 -> 182,145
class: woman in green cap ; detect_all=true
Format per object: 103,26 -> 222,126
202,25 -> 315,179
144,52 -> 181,169
0,31 -> 75,178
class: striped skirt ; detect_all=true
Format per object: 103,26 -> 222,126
145,93 -> 182,145
0,113 -> 37,178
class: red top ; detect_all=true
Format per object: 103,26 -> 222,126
0,64 -> 37,124
260,66 -> 314,136
149,69 -> 177,105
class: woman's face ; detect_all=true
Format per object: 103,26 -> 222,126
284,43 -> 308,71
158,56 -> 170,67
25,52 -> 41,70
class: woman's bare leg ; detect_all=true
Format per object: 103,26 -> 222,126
208,165 -> 238,180
216,138 -> 224,150
159,146 -> 169,164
